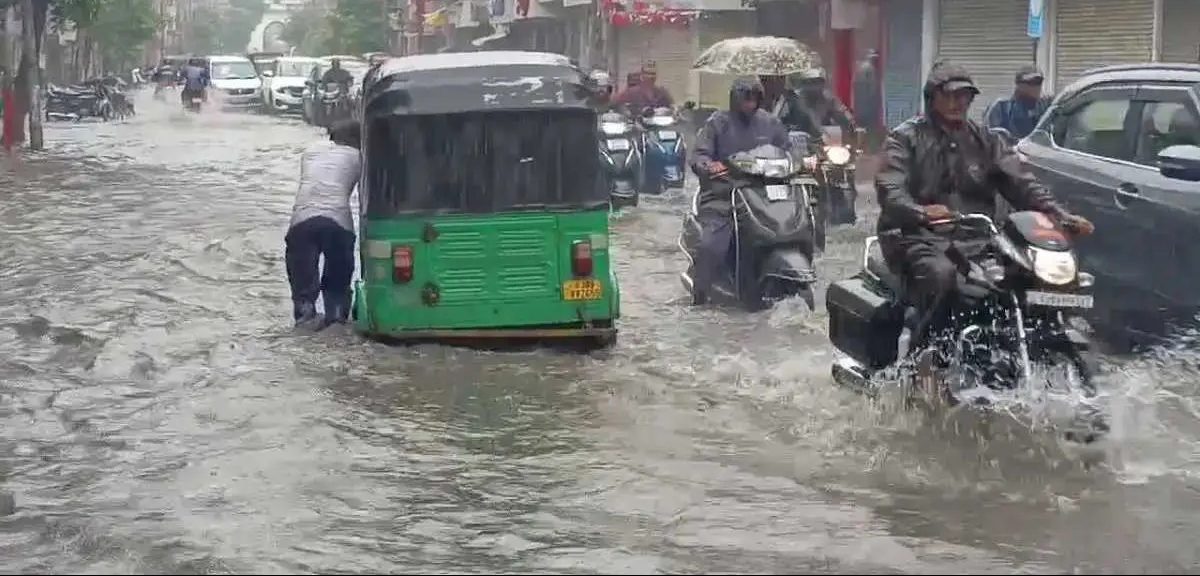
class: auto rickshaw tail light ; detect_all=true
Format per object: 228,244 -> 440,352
393,245 -> 414,283
571,240 -> 593,277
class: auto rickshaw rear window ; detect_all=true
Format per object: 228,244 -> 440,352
364,110 -> 606,216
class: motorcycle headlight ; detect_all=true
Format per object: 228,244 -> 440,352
600,122 -> 627,136
825,145 -> 852,165
1029,247 -> 1077,286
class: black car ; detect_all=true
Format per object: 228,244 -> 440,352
1016,63 -> 1200,349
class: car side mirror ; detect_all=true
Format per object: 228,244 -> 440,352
262,70 -> 274,77
1158,144 -> 1200,182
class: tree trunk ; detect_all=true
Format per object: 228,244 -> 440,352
20,0 -> 43,150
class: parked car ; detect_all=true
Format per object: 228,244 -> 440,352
1016,63 -> 1200,349
207,55 -> 263,110
262,56 -> 319,115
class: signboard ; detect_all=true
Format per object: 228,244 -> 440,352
1027,0 -> 1044,38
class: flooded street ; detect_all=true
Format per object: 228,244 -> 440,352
4,93 -> 1200,574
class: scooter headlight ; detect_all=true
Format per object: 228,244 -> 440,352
825,145 -> 852,165
1028,246 -> 1077,286
753,158 -> 793,178
647,115 -> 674,127
600,122 -> 627,136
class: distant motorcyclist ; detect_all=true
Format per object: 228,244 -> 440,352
614,62 -> 673,114
875,61 -> 1094,347
588,69 -> 615,111
760,74 -> 818,137
984,65 -> 1052,140
689,77 -> 791,304
179,58 -> 209,106
793,67 -> 856,143
321,58 -> 354,91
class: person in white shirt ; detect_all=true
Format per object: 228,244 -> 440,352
286,120 -> 362,328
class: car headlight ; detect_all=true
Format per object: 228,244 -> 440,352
825,145 -> 852,165
600,122 -> 627,136
1029,247 -> 1077,285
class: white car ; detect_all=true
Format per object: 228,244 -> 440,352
207,55 -> 262,110
263,56 -> 319,115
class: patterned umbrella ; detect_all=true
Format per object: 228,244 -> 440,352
693,36 -> 821,76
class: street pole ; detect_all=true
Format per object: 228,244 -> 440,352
21,0 -> 43,151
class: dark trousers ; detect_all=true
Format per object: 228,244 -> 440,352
285,216 -> 356,323
882,235 -> 959,345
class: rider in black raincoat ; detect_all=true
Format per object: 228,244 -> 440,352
690,77 -> 791,304
875,60 -> 1094,344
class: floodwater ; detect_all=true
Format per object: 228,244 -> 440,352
2,91 -> 1200,574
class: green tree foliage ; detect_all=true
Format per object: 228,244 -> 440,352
281,4 -> 330,56
326,0 -> 388,55
91,0 -> 155,71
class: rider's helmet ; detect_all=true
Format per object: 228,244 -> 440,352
588,69 -> 612,96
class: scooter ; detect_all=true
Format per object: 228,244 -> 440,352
639,105 -> 688,193
678,140 -> 820,310
599,111 -> 643,208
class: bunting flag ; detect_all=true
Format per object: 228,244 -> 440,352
602,0 -> 700,27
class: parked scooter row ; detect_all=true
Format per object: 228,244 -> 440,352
44,76 -> 134,122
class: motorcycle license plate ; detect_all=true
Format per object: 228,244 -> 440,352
563,279 -> 603,301
606,139 -> 630,151
765,185 -> 791,201
657,130 -> 677,140
1026,290 -> 1093,309
665,167 -> 680,179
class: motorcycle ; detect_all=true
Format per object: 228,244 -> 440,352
638,106 -> 687,193
318,82 -> 349,128
599,111 -> 643,208
678,143 -> 820,310
182,87 -> 205,113
826,212 -> 1107,443
813,125 -> 864,235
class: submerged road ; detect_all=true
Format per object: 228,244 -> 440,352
3,92 -> 1200,573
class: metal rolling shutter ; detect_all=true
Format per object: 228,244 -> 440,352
616,24 -> 693,101
884,0 -> 923,128
1162,0 -> 1200,64
936,0 -> 1032,121
1054,0 -> 1154,90
697,11 -> 755,109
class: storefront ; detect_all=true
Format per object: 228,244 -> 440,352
882,0 -> 922,128
936,0 -> 1032,119
1162,0 -> 1200,64
1053,0 -> 1154,90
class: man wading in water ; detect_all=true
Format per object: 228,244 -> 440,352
285,120 -> 362,329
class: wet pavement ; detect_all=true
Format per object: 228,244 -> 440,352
3,91 -> 1200,573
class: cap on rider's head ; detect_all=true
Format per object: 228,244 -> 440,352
1015,65 -> 1045,85
925,60 -> 980,97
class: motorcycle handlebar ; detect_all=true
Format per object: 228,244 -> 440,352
926,213 -> 1000,235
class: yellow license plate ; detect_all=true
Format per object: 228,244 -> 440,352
563,279 -> 603,301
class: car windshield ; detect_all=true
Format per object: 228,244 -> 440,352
276,61 -> 316,77
211,61 -> 257,80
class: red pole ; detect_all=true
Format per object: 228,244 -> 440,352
833,28 -> 853,107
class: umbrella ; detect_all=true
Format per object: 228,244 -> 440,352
693,36 -> 821,76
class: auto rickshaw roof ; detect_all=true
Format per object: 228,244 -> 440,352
363,51 -> 591,117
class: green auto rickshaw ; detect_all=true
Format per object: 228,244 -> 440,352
352,51 -> 620,346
